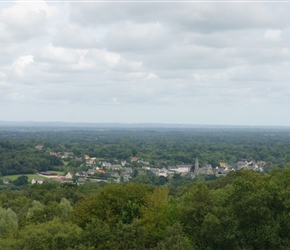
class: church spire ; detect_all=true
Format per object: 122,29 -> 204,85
194,157 -> 199,176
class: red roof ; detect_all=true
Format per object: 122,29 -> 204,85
131,157 -> 138,162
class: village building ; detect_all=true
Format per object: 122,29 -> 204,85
108,172 -> 120,178
31,178 -> 44,184
125,167 -> 133,173
66,172 -> 73,179
158,167 -> 168,177
86,158 -> 96,165
219,162 -> 227,168
199,164 -> 214,175
138,160 -> 150,165
84,154 -> 90,160
75,171 -> 87,177
38,172 -> 58,178
194,157 -> 199,176
50,152 -> 59,157
2,178 -> 9,184
131,157 -> 138,162
111,164 -> 122,170
102,162 -> 112,168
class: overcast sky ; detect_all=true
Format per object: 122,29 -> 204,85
0,1 -> 290,126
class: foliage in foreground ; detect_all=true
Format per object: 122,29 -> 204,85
1,168 -> 290,249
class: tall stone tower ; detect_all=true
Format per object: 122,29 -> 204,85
194,157 -> 199,176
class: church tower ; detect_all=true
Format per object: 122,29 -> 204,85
194,157 -> 199,176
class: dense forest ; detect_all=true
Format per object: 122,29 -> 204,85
1,169 -> 290,249
1,125 -> 290,249
1,125 -> 290,176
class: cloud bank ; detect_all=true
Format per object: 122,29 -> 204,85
1,1 -> 290,125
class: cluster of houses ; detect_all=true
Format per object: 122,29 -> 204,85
72,155 -> 267,182
35,145 -> 78,160
76,160 -> 133,182
50,151 -> 80,160
38,153 -> 268,183
216,160 -> 266,174
140,158 -> 266,178
1,172 -> 74,185
2,148 -> 266,185
35,171 -> 74,184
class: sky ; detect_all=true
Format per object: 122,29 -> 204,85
0,0 -> 290,126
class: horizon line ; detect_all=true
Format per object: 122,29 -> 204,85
0,120 -> 290,128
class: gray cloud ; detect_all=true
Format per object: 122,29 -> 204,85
69,2 -> 284,31
1,1 -> 290,125
0,1 -> 60,43
52,24 -> 98,49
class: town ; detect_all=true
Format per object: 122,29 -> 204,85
20,146 -> 267,185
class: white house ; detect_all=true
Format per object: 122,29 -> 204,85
31,178 -> 44,184
66,172 -> 73,179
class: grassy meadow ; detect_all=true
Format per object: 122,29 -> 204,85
4,170 -> 66,182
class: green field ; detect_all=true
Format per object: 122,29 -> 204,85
46,170 -> 65,175
4,170 -> 66,182
4,174 -> 45,182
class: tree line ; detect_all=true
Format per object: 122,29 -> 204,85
2,127 -> 290,176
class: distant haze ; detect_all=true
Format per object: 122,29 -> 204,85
0,121 -> 289,131
0,1 -> 289,126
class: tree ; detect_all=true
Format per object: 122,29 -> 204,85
109,221 -> 146,250
0,207 -> 18,236
154,223 -> 194,250
180,182 -> 213,246
140,186 -> 176,248
14,175 -> 29,186
2,219 -> 83,250
72,183 -> 151,228
59,198 -> 73,221
27,201 -> 60,224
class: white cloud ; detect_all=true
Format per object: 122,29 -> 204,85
36,44 -> 79,64
0,0 -> 61,42
5,92 -> 27,102
69,2 -> 282,32
146,72 -> 158,80
11,55 -> 34,77
264,29 -> 282,41
104,22 -> 168,52
1,2 -> 290,125
0,72 -> 10,90
53,24 -> 97,48
14,0 -> 61,20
